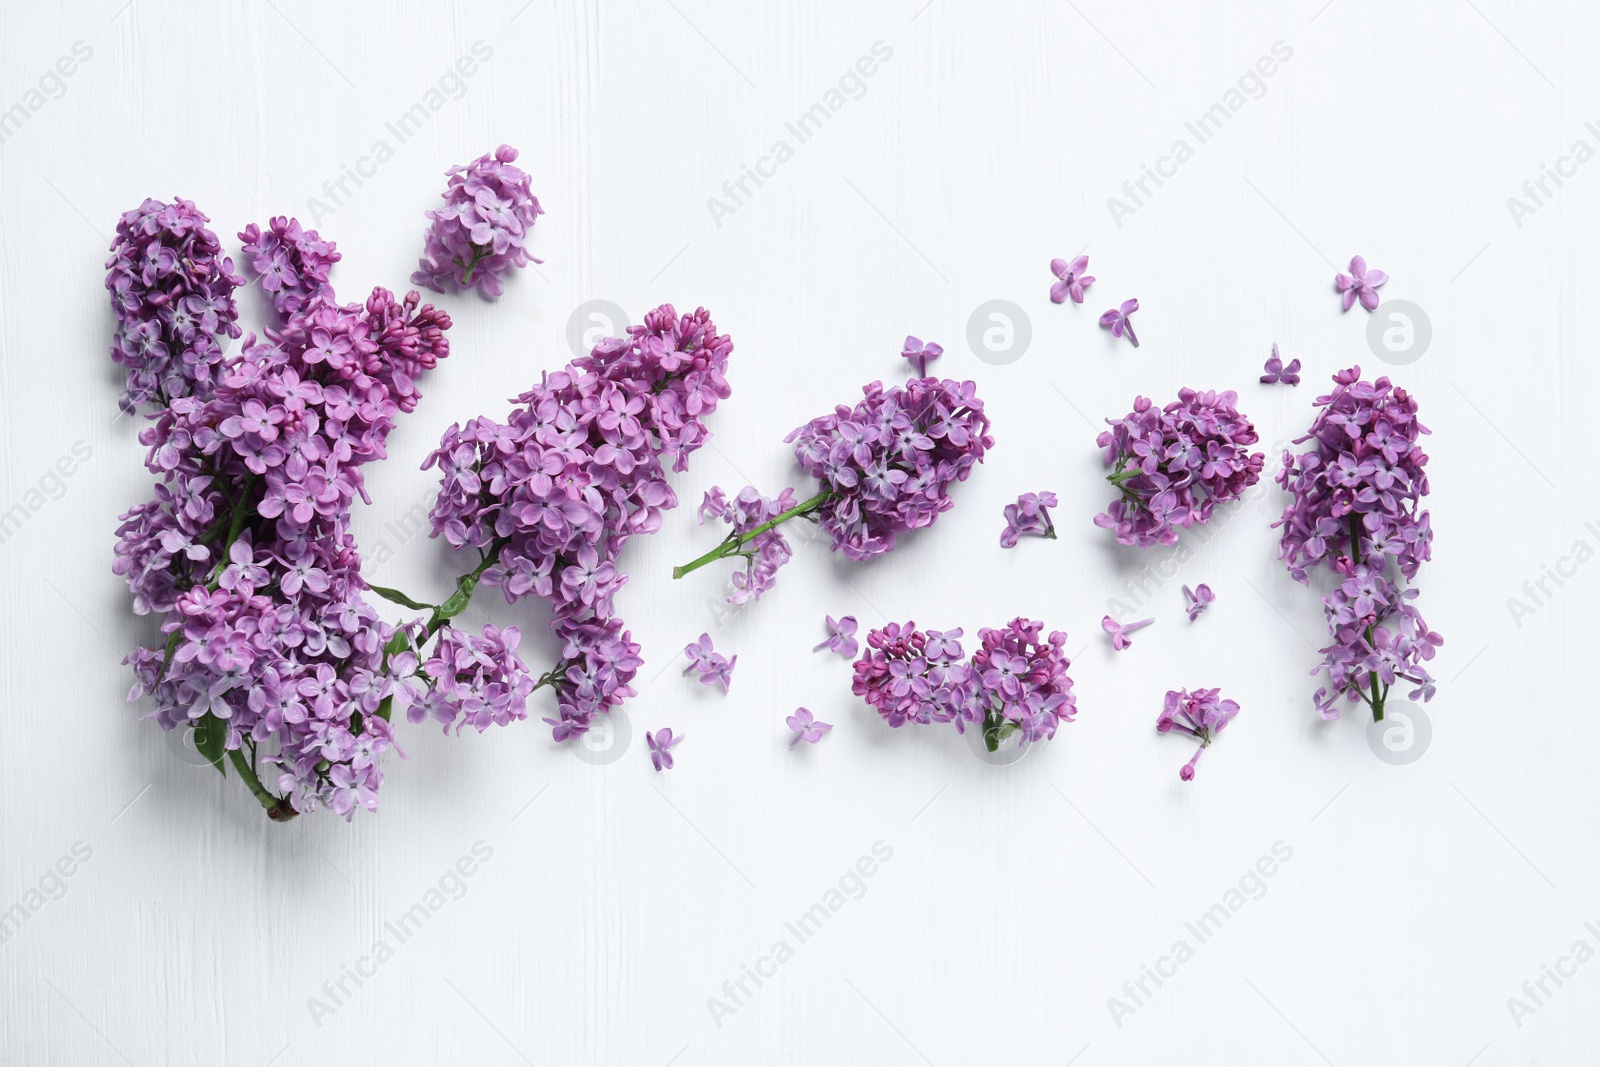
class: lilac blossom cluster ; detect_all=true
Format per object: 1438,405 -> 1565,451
106,197 -> 245,412
1156,687 -> 1240,781
678,376 -> 993,599
1094,388 -> 1264,547
112,201 -> 456,820
412,144 -> 544,299
1274,367 -> 1441,720
850,618 -> 1077,752
420,304 -> 732,741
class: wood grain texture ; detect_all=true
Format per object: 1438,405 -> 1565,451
1,0 -> 1596,1063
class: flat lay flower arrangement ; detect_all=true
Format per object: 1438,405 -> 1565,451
104,155 -> 1439,818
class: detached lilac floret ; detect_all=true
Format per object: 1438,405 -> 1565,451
851,618 -> 1077,752
683,632 -> 736,693
815,615 -> 859,658
647,728 -> 682,771
1101,615 -> 1153,651
1099,298 -> 1140,347
1183,583 -> 1214,621
1000,491 -> 1057,548
105,197 -> 245,411
1157,688 -> 1239,781
412,144 -> 544,299
1260,344 -> 1301,386
1049,255 -> 1094,304
1275,367 -> 1440,721
787,708 -> 832,747
901,336 -> 943,378
1095,389 -> 1265,547
1335,256 -> 1386,312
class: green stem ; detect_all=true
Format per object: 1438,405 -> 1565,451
457,245 -> 489,285
673,490 -> 834,580
227,748 -> 298,822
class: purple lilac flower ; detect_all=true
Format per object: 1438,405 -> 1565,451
1098,298 -> 1140,347
678,374 -> 993,599
1157,688 -> 1240,781
105,197 -> 245,411
787,708 -> 832,747
423,304 -> 731,740
851,618 -> 1076,752
1000,491 -> 1057,548
683,632 -> 736,693
814,615 -> 859,658
901,336 -> 943,378
1260,344 -> 1301,386
1275,367 -> 1440,721
418,624 -> 538,733
114,209 -> 454,820
1101,614 -> 1153,651
412,144 -> 544,299
1094,389 -> 1264,547
1183,583 -> 1215,622
1049,255 -> 1094,304
1335,256 -> 1387,312
696,486 -> 797,604
646,728 -> 682,771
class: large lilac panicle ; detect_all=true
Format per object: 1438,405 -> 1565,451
1095,389 -> 1264,547
1274,366 -> 1433,582
113,213 -> 454,820
678,376 -> 992,599
412,144 -> 544,299
1274,367 -> 1440,721
851,618 -> 1076,752
105,197 -> 244,411
421,304 -> 731,739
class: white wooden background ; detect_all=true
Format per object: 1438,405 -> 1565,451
2,0 -> 1595,1063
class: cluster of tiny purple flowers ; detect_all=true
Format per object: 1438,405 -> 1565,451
679,375 -> 993,598
1095,388 -> 1265,547
421,304 -> 732,741
112,200 -> 455,820
1274,367 -> 1441,721
1156,687 -> 1240,781
850,618 -> 1077,752
106,197 -> 245,412
412,144 -> 544,299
